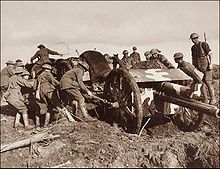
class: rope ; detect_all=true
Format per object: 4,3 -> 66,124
48,42 -> 70,55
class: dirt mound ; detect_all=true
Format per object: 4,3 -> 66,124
1,110 -> 219,168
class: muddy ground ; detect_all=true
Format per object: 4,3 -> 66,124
1,79 -> 219,168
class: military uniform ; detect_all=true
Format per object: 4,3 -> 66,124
6,74 -> 34,112
31,47 -> 60,76
190,37 -> 216,104
177,60 -> 203,84
121,55 -> 132,69
60,66 -> 94,121
35,71 -> 61,114
149,54 -> 175,69
60,68 -> 89,104
130,52 -> 141,67
1,65 -> 15,92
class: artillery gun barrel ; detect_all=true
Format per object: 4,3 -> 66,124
154,92 -> 219,118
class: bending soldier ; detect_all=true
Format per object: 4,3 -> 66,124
173,52 -> 203,98
35,63 -> 74,127
149,49 -> 175,69
6,67 -> 34,129
59,61 -> 96,122
30,44 -> 63,78
1,60 -> 15,104
189,33 -> 216,105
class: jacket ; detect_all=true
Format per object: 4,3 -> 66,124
6,75 -> 34,104
31,48 -> 59,65
60,68 -> 89,93
36,71 -> 59,98
1,65 -> 15,87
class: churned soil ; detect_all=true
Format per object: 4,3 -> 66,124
0,79 -> 219,168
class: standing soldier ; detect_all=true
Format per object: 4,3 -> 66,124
59,61 -> 96,122
30,44 -> 63,78
6,67 -> 34,129
149,48 -> 175,69
121,50 -> 132,69
1,60 -> 15,104
130,46 -> 141,67
35,62 -> 74,127
189,33 -> 216,105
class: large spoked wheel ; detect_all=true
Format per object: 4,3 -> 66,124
103,68 -> 143,134
171,105 -> 204,132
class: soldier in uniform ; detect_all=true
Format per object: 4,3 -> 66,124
121,50 -> 132,69
130,46 -> 141,67
149,49 -> 175,69
189,33 -> 216,104
14,59 -> 23,68
1,60 -> 15,104
173,52 -> 203,97
35,62 -> 73,127
144,51 -> 151,60
59,61 -> 96,122
6,67 -> 34,129
30,44 -> 63,78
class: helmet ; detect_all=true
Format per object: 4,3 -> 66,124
190,33 -> 199,39
132,46 -> 137,50
174,52 -> 184,59
42,63 -> 52,70
38,44 -> 45,49
78,61 -> 89,71
21,70 -> 30,76
16,62 -> 24,67
144,51 -> 151,56
15,67 -> 24,74
123,50 -> 129,55
150,48 -> 161,55
15,59 -> 22,63
6,60 -> 15,65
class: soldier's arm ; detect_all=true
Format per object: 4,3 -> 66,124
48,73 -> 59,87
8,67 -> 15,76
180,62 -> 203,84
75,69 -> 90,93
17,77 -> 34,88
31,51 -> 39,63
47,48 -> 61,56
160,55 -> 175,69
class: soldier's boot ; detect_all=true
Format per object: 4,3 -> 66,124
35,115 -> 40,127
206,82 -> 217,105
201,84 -> 208,103
22,113 -> 31,129
79,105 -> 96,122
44,112 -> 50,127
13,113 -> 22,128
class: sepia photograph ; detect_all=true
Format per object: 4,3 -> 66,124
1,1 -> 219,168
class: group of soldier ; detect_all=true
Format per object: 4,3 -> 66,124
0,32 -> 217,130
105,32 -> 216,105
1,44 -> 96,129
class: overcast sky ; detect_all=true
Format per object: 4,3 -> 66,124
1,1 -> 219,69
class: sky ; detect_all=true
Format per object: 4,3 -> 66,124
1,1 -> 219,69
